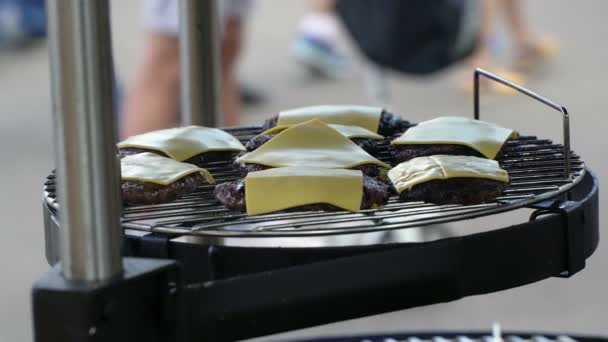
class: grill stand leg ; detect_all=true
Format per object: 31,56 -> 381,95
32,258 -> 183,342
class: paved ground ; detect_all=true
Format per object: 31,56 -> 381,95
0,1 -> 606,341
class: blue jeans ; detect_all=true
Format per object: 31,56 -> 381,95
0,0 -> 46,37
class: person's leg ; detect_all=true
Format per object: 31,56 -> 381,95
459,0 -> 526,94
468,0 -> 497,69
311,0 -> 335,13
501,0 -> 558,71
501,0 -> 530,51
120,33 -> 181,138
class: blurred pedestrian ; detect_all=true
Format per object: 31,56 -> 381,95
121,0 -> 254,138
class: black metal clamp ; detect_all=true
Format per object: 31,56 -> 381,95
529,200 -> 590,278
528,164 -> 599,278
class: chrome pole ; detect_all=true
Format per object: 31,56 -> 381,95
179,0 -> 222,127
47,0 -> 123,281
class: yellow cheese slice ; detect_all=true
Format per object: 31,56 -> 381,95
245,167 -> 363,215
277,105 -> 383,133
121,152 -> 215,186
262,123 -> 384,140
118,126 -> 246,161
391,116 -> 517,159
237,119 -> 390,169
389,155 -> 509,193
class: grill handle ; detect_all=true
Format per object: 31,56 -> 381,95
473,68 -> 572,180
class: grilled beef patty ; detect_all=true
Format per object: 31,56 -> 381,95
261,111 -> 407,136
214,175 -> 389,212
390,144 -> 486,164
398,178 -> 508,205
245,133 -> 379,155
119,147 -> 236,167
122,173 -> 206,206
232,159 -> 388,182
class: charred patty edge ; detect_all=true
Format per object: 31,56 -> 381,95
119,147 -> 239,166
262,110 -> 408,136
397,177 -> 509,205
122,173 -> 207,206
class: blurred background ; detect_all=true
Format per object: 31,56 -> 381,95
0,0 -> 606,341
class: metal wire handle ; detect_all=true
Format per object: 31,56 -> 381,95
473,68 -> 572,180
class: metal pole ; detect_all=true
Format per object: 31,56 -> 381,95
179,0 -> 222,127
47,0 -> 123,282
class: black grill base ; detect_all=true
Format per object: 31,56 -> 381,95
40,169 -> 599,342
113,170 -> 598,341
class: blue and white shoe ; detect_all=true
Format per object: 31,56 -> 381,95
291,35 -> 351,79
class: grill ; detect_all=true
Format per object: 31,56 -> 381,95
37,70 -> 600,342
33,2 -> 601,339
44,127 -> 585,240
41,74 -> 584,244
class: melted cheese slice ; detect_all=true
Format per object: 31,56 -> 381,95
391,116 -> 517,159
389,155 -> 509,193
121,152 -> 215,186
277,105 -> 383,132
245,167 -> 363,215
262,123 -> 384,140
118,126 -> 246,161
237,119 -> 389,169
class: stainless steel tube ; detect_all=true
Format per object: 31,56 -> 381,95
179,0 -> 222,127
47,0 -> 123,281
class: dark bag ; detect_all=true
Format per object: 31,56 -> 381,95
336,0 -> 480,74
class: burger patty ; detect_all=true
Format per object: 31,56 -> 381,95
119,147 -> 237,167
390,144 -> 487,163
214,175 -> 389,212
398,178 -> 509,205
245,133 -> 379,155
122,173 -> 206,206
232,159 -> 388,182
262,110 -> 408,136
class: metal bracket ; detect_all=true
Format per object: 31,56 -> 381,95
473,68 -> 572,180
140,234 -> 171,259
529,199 -> 586,277
32,258 -> 183,342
